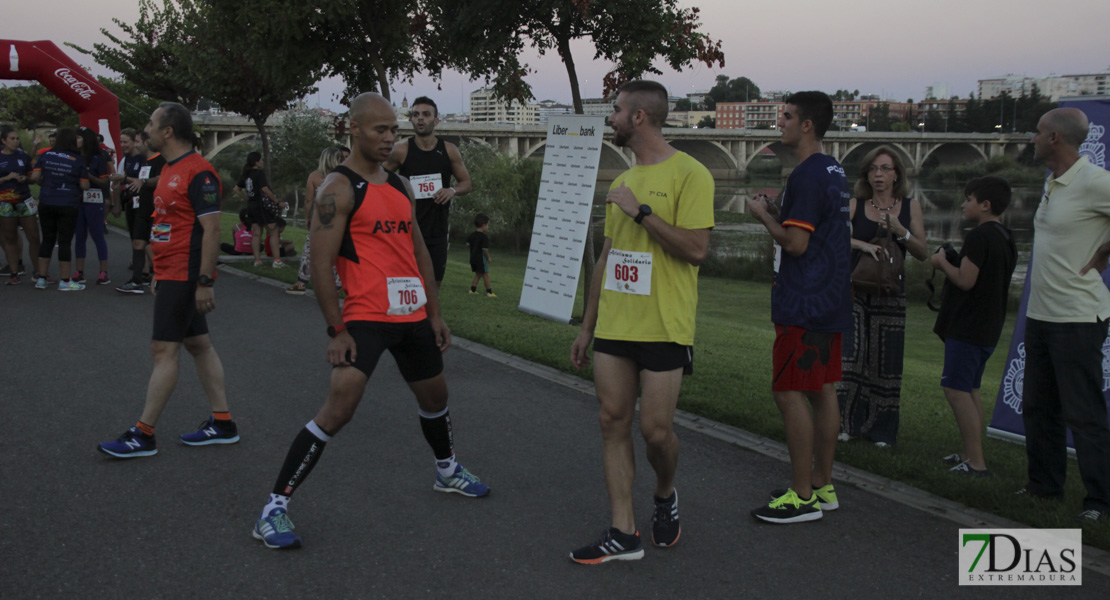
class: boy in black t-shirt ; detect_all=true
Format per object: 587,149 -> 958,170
466,213 -> 494,297
931,176 -> 1017,478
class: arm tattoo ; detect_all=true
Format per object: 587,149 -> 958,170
316,192 -> 338,229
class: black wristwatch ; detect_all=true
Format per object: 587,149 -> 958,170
327,324 -> 348,338
634,204 -> 653,224
197,274 -> 215,287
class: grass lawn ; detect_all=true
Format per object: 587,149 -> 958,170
127,212 -> 1107,550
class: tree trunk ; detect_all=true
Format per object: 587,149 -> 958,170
373,56 -> 390,102
254,115 -> 272,183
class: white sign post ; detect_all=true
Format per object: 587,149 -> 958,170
518,115 -> 606,323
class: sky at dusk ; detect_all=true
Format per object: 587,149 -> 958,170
3,0 -> 1109,115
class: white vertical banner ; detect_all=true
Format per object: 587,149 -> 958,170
518,115 -> 606,323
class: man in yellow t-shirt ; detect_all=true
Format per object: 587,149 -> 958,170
569,80 -> 714,564
1021,107 -> 1110,525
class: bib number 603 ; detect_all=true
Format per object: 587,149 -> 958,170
613,264 -> 639,282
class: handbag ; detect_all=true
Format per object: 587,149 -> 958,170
851,223 -> 904,296
261,196 -> 281,218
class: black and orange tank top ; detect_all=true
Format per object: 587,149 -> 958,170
333,165 -> 427,323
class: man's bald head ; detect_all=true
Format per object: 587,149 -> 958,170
1042,107 -> 1089,148
350,92 -> 394,123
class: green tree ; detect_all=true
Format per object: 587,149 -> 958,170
696,115 -> 715,129
69,0 -> 201,107
0,84 -> 77,129
706,75 -> 761,107
451,144 -> 542,252
312,1 -> 440,104
175,1 -> 328,180
95,76 -> 162,131
868,103 -> 892,132
433,0 -> 725,113
268,110 -> 337,197
673,98 -> 692,111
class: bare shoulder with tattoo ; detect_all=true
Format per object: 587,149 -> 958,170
312,172 -> 355,233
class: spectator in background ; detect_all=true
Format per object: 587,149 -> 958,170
234,152 -> 286,268
837,146 -> 928,447
288,147 -> 344,295
72,127 -> 113,286
1020,107 -> 1110,524
0,125 -> 39,284
30,128 -> 89,291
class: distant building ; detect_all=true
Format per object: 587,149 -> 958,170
978,72 -> 1110,101
665,111 -> 715,128
536,99 -> 573,123
924,82 -> 950,100
716,99 -> 912,131
468,88 -> 540,125
580,97 -> 613,118
686,91 -> 709,110
715,101 -> 782,130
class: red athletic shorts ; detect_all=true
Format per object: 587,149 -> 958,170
772,325 -> 842,392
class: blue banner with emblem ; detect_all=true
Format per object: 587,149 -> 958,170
987,96 -> 1110,447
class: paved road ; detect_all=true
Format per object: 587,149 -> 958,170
1,231 -> 1107,599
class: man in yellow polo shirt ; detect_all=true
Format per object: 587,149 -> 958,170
1021,107 -> 1110,524
569,80 -> 714,563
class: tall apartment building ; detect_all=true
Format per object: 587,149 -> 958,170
979,72 -> 1110,101
468,88 -> 540,125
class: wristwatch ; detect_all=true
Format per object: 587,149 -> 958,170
634,204 -> 653,224
197,274 -> 215,287
900,230 -> 912,243
327,324 -> 347,338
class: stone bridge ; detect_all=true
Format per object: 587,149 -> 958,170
194,115 -> 1031,180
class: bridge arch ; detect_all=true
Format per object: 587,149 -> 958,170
669,139 -> 737,178
747,141 -> 797,172
921,142 -> 989,169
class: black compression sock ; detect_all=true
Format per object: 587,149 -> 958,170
271,427 -> 329,496
418,408 -> 454,460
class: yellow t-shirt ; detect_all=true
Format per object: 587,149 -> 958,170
1028,156 -> 1110,322
595,151 -> 715,345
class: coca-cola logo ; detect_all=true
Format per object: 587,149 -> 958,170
54,68 -> 96,100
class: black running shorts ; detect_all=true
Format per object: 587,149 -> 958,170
152,280 -> 209,342
343,319 -> 444,382
593,338 -> 693,375
423,237 -> 448,282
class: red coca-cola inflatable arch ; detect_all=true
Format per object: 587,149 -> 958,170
1,40 -> 120,159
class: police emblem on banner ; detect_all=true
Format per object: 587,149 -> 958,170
1002,343 -> 1025,415
1080,123 -> 1105,169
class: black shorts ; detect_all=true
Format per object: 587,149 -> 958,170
131,201 -> 153,242
470,257 -> 488,274
593,338 -> 693,375
247,202 -> 276,227
344,319 -> 444,382
152,280 -> 209,342
424,237 -> 447,282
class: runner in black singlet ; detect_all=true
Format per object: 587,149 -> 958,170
384,96 -> 472,292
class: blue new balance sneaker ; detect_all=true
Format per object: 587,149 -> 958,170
434,464 -> 491,497
253,508 -> 302,549
180,416 -> 240,446
98,426 -> 158,458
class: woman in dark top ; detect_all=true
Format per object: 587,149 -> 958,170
73,127 -> 113,285
233,152 -> 286,267
0,125 -> 40,284
29,128 -> 89,291
838,146 -> 928,446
